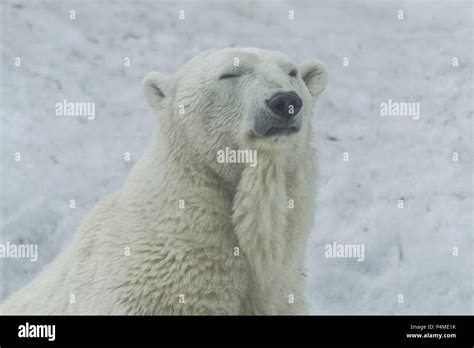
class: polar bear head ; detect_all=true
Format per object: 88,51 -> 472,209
144,48 -> 327,178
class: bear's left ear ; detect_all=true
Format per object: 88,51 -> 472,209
299,60 -> 328,102
143,71 -> 171,109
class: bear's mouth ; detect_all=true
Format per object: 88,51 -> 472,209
253,90 -> 304,138
263,126 -> 299,137
252,109 -> 302,138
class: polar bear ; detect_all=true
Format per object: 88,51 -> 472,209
1,47 -> 327,315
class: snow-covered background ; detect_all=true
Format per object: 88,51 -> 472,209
0,0 -> 472,314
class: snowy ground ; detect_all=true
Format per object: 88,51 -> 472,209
0,0 -> 472,314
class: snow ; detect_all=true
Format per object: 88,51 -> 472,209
0,0 -> 472,314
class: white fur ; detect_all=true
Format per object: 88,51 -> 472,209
1,48 -> 327,314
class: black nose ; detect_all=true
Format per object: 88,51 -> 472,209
266,91 -> 303,119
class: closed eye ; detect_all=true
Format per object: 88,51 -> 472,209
219,73 -> 240,79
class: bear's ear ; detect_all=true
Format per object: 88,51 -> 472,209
143,71 -> 171,109
299,60 -> 328,101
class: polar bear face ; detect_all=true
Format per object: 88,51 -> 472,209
144,48 -> 327,177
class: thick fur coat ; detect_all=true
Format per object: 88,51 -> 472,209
1,48 -> 327,314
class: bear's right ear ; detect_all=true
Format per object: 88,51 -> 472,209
143,71 -> 170,109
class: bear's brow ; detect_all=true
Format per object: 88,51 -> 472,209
218,63 -> 253,75
278,62 -> 298,73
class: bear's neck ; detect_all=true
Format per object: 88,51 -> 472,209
124,128 -> 294,295
232,151 -> 290,293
